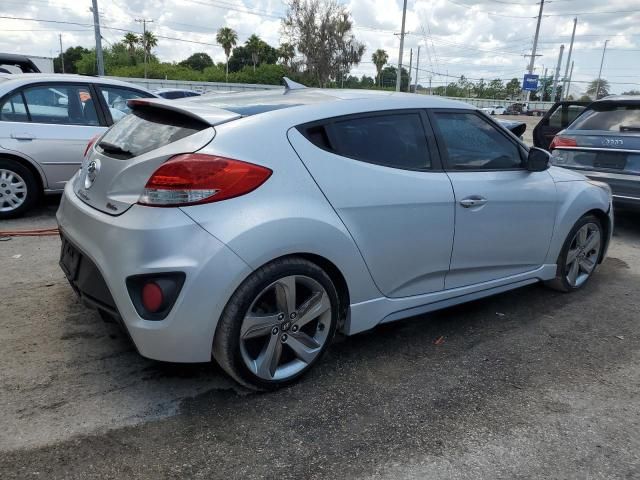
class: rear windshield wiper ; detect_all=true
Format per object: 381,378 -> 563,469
620,125 -> 640,132
98,140 -> 133,158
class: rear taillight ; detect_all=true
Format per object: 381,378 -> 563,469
549,135 -> 577,150
138,154 -> 272,207
84,134 -> 100,157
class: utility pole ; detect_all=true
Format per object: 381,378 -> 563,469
407,48 -> 413,93
58,34 -> 64,73
595,40 -> 609,100
525,0 -> 545,101
395,0 -> 408,92
551,44 -> 564,102
414,46 -> 420,93
561,17 -> 577,100
565,61 -> 574,99
542,67 -> 548,100
445,70 -> 448,96
136,18 -> 154,79
91,0 -> 104,76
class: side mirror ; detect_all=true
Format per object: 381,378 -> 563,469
527,147 -> 551,172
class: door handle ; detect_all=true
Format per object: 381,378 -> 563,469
460,196 -> 488,208
10,132 -> 34,140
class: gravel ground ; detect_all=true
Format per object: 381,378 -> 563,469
1,195 -> 639,479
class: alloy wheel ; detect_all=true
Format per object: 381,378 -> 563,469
565,222 -> 601,288
239,275 -> 333,381
0,169 -> 27,213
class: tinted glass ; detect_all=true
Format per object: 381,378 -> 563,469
326,113 -> 430,169
0,92 -> 28,122
97,107 -> 207,159
433,112 -> 522,170
570,103 -> 640,132
98,86 -> 149,122
22,84 -> 99,125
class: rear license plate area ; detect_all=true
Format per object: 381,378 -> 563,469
594,152 -> 627,170
59,236 -> 81,280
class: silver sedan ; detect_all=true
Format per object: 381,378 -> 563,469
0,74 -> 155,218
57,81 -> 613,390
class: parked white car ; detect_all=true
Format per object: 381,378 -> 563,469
0,74 -> 156,218
481,105 -> 506,115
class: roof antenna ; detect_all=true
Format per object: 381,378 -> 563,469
282,77 -> 306,92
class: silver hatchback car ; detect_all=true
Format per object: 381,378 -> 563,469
57,83 -> 613,390
0,74 -> 155,218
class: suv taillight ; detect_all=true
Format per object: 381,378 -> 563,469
549,135 -> 577,150
84,134 -> 100,157
138,154 -> 272,207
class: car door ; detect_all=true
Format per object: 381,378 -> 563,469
0,82 -> 107,190
288,110 -> 455,298
429,109 -> 557,289
533,101 -> 589,150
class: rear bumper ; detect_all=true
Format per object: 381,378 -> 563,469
56,179 -> 252,363
567,169 -> 640,208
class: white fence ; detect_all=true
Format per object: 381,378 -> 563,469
106,77 -> 282,93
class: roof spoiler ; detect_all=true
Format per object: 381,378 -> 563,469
282,77 -> 306,92
127,98 -> 241,126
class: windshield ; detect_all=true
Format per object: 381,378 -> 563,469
570,103 -> 640,132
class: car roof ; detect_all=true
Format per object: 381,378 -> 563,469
154,88 -> 199,93
0,73 -> 155,95
594,95 -> 640,104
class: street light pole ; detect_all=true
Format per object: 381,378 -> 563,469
551,44 -> 564,102
395,0 -> 408,92
525,0 -> 545,101
595,40 -> 609,99
414,46 -> 420,93
136,18 -> 154,79
561,17 -> 577,100
58,34 -> 64,73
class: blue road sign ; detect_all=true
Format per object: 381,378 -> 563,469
522,74 -> 539,91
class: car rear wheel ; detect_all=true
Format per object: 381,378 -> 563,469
0,159 -> 39,219
546,215 -> 603,292
213,257 -> 339,390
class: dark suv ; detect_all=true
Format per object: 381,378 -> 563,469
548,96 -> 640,209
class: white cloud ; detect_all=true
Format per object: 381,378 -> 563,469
0,0 -> 638,94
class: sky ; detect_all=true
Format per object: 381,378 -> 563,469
0,0 -> 639,95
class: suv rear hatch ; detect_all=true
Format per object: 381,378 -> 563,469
73,99 -> 240,215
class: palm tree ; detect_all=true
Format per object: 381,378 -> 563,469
142,30 -> 158,56
277,42 -> 295,69
216,27 -> 238,82
123,32 -> 139,58
371,49 -> 388,87
586,78 -> 610,100
245,34 -> 263,72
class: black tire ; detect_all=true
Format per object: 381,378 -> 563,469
213,257 -> 340,391
545,214 -> 603,292
0,158 -> 39,219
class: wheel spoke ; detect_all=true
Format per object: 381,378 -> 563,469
566,248 -> 579,266
241,314 -> 280,339
576,226 -> 588,247
567,259 -> 580,286
295,291 -> 331,328
579,257 -> 596,274
254,334 -> 282,379
274,276 -> 296,315
583,232 -> 600,254
287,332 -> 321,364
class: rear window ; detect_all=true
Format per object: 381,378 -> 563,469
97,107 -> 208,159
570,103 -> 640,132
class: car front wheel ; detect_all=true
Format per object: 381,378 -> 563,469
0,159 -> 39,219
213,257 -> 339,390
546,214 -> 604,292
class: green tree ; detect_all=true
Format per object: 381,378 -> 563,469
228,42 -> 278,73
123,32 -> 139,60
142,31 -> 158,56
216,27 -> 238,81
380,66 -> 409,90
283,0 -> 365,87
277,42 -> 296,69
486,79 -> 505,99
245,34 -> 263,71
473,78 -> 486,98
622,90 -> 640,95
53,46 -> 89,73
586,79 -> 610,99
505,78 -> 521,99
371,49 -> 388,87
179,52 -> 214,71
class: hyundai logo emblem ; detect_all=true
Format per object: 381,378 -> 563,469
84,159 -> 100,189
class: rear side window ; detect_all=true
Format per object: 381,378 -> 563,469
432,112 -> 522,170
97,107 -> 208,159
570,104 -> 640,132
98,86 -> 151,122
302,113 -> 431,170
21,84 -> 99,126
0,92 -> 28,122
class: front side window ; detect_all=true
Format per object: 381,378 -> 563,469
0,93 -> 28,122
98,86 -> 150,122
303,113 -> 431,170
432,111 -> 522,170
21,84 -> 99,126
